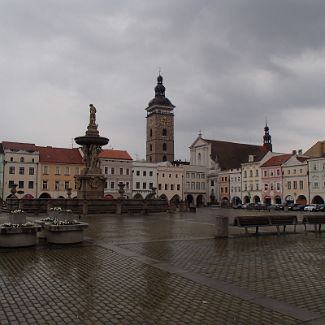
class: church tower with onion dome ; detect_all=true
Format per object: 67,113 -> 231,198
263,122 -> 272,152
145,74 -> 175,163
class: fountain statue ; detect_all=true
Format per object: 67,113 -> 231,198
74,104 -> 109,199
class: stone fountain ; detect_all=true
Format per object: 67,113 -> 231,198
75,104 -> 109,199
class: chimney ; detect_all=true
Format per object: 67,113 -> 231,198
298,149 -> 302,155
292,150 -> 297,155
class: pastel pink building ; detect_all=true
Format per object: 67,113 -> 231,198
260,154 -> 291,204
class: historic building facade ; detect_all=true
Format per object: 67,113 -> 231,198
99,149 -> 133,199
146,74 -> 175,163
282,155 -> 309,204
132,161 -> 157,199
1,142 -> 39,200
38,146 -> 83,198
308,157 -> 325,204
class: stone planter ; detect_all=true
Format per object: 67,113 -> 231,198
0,225 -> 41,247
9,214 -> 27,225
34,220 -> 47,239
44,222 -> 88,244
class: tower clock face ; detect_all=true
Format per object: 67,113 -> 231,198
160,116 -> 168,126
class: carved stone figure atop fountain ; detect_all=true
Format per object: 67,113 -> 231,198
74,104 -> 109,199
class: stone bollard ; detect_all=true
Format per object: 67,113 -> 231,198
215,216 -> 229,238
116,202 -> 122,215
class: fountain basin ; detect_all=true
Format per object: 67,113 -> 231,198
75,136 -> 109,146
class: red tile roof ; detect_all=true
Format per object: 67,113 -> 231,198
203,139 -> 268,170
98,149 -> 132,161
261,154 -> 292,167
1,141 -> 37,152
38,146 -> 83,164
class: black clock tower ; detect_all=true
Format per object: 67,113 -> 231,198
145,74 -> 175,163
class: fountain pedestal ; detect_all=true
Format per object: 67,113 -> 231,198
75,104 -> 109,200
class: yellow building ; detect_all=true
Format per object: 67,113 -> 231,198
38,146 -> 84,198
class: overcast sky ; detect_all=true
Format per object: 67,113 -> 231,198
1,0 -> 325,160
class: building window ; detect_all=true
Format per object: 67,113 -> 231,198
256,183 -> 259,191
314,182 -> 319,189
211,180 -> 214,186
20,157 -> 24,163
163,155 -> 167,162
287,181 -> 291,189
276,183 -> 280,191
244,171 -> 247,178
8,180 -> 15,188
28,181 -> 34,189
150,128 -> 152,137
149,171 -> 153,177
313,164 -> 317,171
110,182 -> 115,189
177,184 -> 180,191
111,168 -> 115,175
163,143 -> 167,151
143,171 -> 146,176
264,184 -> 268,191
55,167 -> 60,175
126,182 -> 129,189
171,184 -> 174,190
126,169 -> 130,175
158,184 -> 162,190
42,181 -> 48,190
169,174 -> 171,178
149,182 -> 153,189
191,182 -> 195,190
201,182 -> 205,190
10,157 -> 13,162
136,182 -> 140,189
164,184 -> 168,190
55,181 -> 60,191
120,168 -> 123,175
249,170 -> 253,177
29,167 -> 34,175
293,181 -> 297,189
270,183 -> 274,191
263,170 -> 267,177
255,170 -> 259,177
75,167 -> 80,175
276,169 -> 280,176
244,184 -> 247,191
186,173 -> 190,178
18,181 -> 24,189
19,167 -> 25,175
299,181 -> 303,189
9,166 -> 15,174
64,181 -> 70,190
136,170 -> 140,176
65,167 -> 70,175
293,169 -> 296,174
104,167 -> 108,174
143,182 -> 147,189
162,128 -> 167,136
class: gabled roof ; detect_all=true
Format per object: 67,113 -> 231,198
38,146 -> 83,164
98,149 -> 132,161
1,141 -> 37,152
261,154 -> 292,168
203,139 -> 268,170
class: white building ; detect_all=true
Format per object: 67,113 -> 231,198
99,149 -> 133,199
1,142 -> 39,200
132,161 -> 158,199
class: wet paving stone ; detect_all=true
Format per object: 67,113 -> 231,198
0,208 -> 323,323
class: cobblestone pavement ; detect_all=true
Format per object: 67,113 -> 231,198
0,208 -> 325,324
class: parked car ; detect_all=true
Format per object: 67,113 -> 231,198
255,203 -> 268,210
275,204 -> 285,211
291,204 -> 306,211
242,203 -> 255,210
304,204 -> 319,212
318,204 -> 325,212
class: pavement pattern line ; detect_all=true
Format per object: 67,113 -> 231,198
95,239 -> 324,324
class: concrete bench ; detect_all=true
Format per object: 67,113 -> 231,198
302,214 -> 325,232
234,215 -> 297,235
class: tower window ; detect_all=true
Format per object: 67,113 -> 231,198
163,143 -> 167,151
162,128 -> 167,136
150,144 -> 152,152
150,128 -> 152,137
163,155 -> 167,162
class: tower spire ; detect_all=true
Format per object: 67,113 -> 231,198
263,120 -> 272,152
